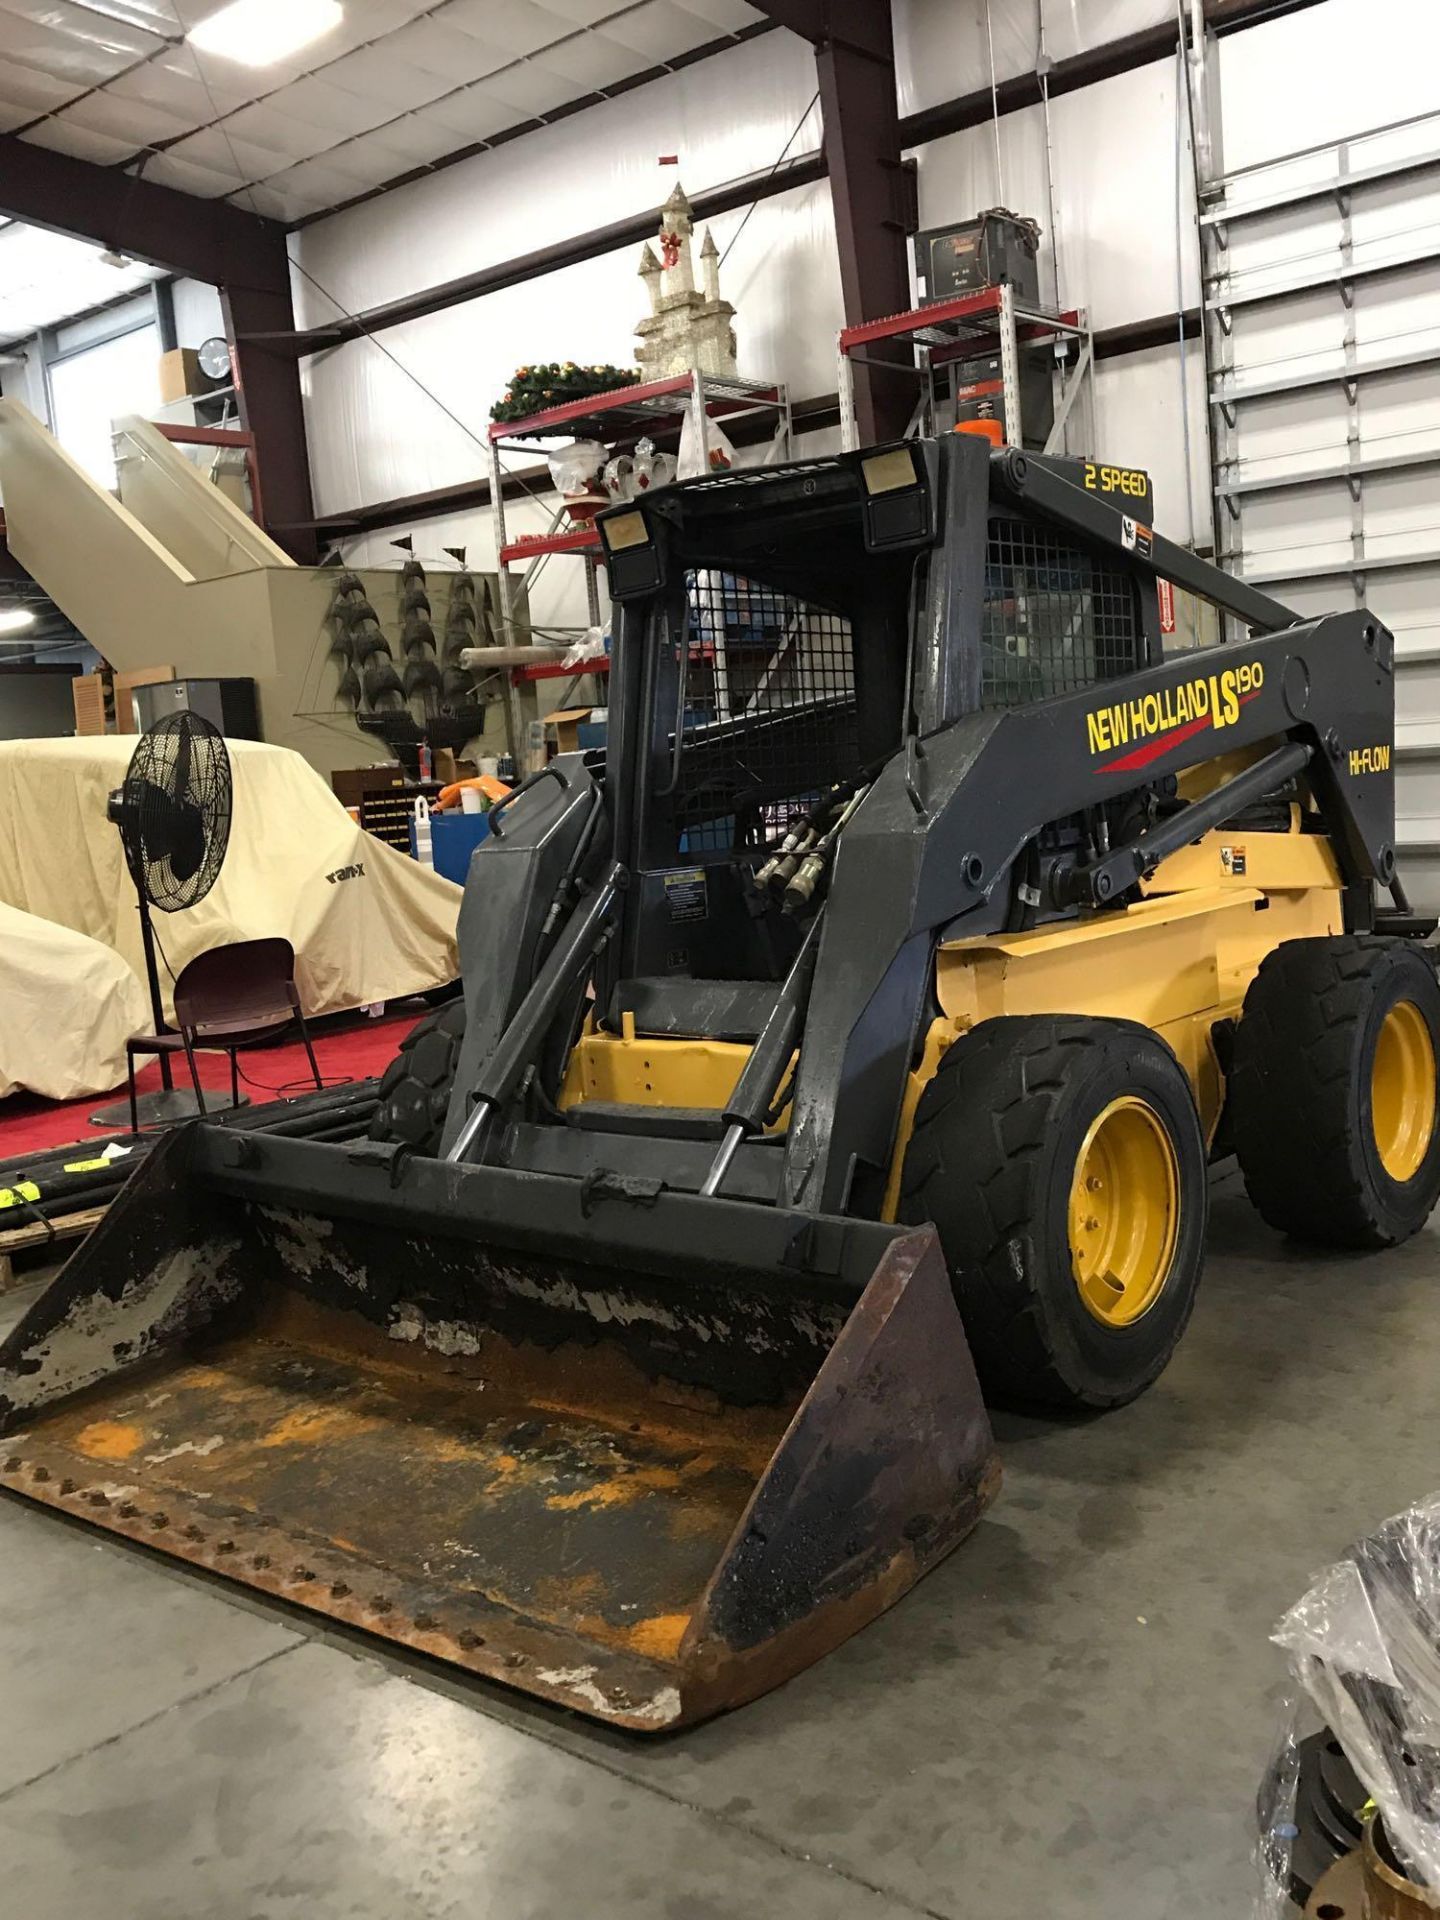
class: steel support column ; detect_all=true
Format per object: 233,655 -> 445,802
752,1 -> 911,444
223,282 -> 316,563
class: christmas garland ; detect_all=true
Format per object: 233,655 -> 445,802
490,362 -> 640,423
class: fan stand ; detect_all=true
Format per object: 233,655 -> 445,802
89,891 -> 247,1130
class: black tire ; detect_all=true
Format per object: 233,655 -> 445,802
369,998 -> 467,1154
1229,935 -> 1440,1249
899,1014 -> 1208,1411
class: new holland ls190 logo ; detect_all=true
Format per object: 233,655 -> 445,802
1086,660 -> 1264,774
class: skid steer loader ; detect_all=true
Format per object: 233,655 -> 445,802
4,436 -> 1438,1731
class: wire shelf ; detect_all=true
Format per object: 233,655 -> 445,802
488,373 -> 785,445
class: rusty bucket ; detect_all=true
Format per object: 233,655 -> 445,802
0,1125 -> 998,1730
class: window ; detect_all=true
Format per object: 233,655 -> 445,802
49,325 -> 162,490
982,515 -> 1144,708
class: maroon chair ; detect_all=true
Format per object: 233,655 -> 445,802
126,937 -> 322,1131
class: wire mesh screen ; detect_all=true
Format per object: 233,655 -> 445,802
672,571 -> 859,855
982,515 -> 1144,708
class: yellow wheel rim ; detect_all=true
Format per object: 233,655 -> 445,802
1068,1096 -> 1180,1328
1371,999 -> 1436,1183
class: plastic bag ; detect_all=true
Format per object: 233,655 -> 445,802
1261,1493 -> 1440,1903
1253,1692 -> 1306,1919
545,440 -> 606,494
561,626 -> 608,672
677,409 -> 735,479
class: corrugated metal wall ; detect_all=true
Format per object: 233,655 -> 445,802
1208,0 -> 1440,907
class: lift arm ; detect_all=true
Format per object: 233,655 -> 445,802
990,446 -> 1300,637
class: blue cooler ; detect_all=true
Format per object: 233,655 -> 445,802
411,809 -> 490,884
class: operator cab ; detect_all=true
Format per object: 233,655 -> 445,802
594,435 -> 1159,1035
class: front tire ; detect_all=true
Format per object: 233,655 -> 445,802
1229,936 -> 1440,1248
369,998 -> 467,1155
899,1015 -> 1208,1411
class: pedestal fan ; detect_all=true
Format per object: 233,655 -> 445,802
89,712 -> 233,1129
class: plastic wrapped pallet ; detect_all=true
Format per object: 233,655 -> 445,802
1256,1494 -> 1440,1912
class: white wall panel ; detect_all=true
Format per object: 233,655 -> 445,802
294,8 -> 1203,551
289,35 -> 821,327
293,31 -> 840,520
1094,338 -> 1208,548
1208,0 -> 1440,908
1217,0 -> 1440,175
302,172 -> 841,517
913,56 -> 1200,330
894,0 -> 1172,119
171,278 -> 224,349
915,100 -> 1051,268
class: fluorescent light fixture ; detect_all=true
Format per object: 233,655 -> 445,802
188,0 -> 342,66
0,608 -> 36,635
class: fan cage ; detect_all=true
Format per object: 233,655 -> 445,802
122,712 -> 232,914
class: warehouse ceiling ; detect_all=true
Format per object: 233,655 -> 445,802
0,0 -> 765,223
0,224 -> 164,346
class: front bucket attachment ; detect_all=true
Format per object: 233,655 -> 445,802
0,1126 -> 998,1731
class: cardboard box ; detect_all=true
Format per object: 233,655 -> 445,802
544,707 -> 593,756
433,750 -> 477,786
157,347 -> 202,404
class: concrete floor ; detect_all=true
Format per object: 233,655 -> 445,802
1,1164 -> 1435,1919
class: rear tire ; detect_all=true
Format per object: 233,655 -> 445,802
899,1015 -> 1207,1412
369,998 -> 467,1155
1229,935 -> 1440,1248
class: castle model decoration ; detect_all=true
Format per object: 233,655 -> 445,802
635,183 -> 737,380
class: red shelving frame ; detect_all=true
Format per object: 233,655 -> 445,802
511,653 -> 612,685
498,526 -> 600,566
487,372 -> 783,445
489,371 -> 792,764
836,283 -> 1092,453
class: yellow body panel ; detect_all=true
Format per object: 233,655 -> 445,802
558,837 -> 1344,1225
1141,825 -> 1341,895
879,866 -> 1343,1218
561,1017 -> 747,1112
559,1011 -> 791,1131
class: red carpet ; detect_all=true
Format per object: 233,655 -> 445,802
0,1006 -> 424,1159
